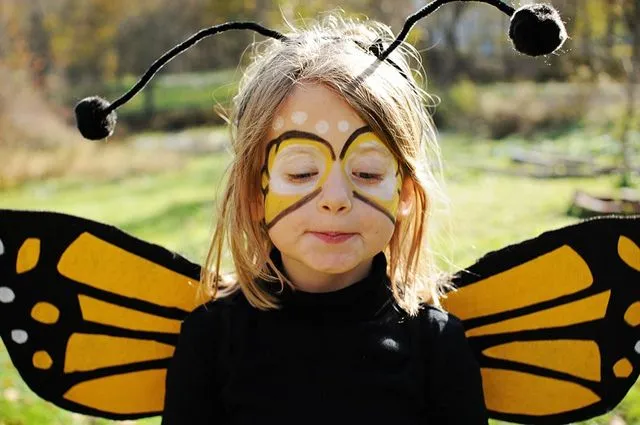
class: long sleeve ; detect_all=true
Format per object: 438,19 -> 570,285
161,305 -> 223,424
424,310 -> 489,425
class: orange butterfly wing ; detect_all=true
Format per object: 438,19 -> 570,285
0,209 -> 203,419
444,216 -> 640,424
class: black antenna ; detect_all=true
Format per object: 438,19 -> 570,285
379,0 -> 566,61
75,22 -> 286,141
75,2 -> 566,141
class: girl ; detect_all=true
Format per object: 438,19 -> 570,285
161,14 -> 488,425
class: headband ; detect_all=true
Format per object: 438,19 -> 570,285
74,0 -> 567,141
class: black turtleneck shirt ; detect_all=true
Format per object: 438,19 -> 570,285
162,250 -> 488,424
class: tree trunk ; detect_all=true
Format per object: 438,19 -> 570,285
604,0 -> 616,58
443,3 -> 466,82
619,0 -> 639,187
580,0 -> 593,67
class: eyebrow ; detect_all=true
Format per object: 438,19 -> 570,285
266,125 -> 378,162
339,126 -> 375,159
265,130 -> 336,160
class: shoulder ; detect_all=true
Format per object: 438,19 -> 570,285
417,304 -> 464,330
180,290 -> 248,336
415,304 -> 468,345
413,305 -> 480,371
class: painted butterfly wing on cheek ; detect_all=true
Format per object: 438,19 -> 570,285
0,209 -> 203,420
261,134 -> 334,229
339,127 -> 403,222
443,216 -> 640,425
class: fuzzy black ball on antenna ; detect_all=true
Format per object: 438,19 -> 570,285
75,96 -> 117,141
509,4 -> 567,57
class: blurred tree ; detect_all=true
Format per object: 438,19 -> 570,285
364,0 -> 416,32
578,0 -> 595,69
2,0 -> 636,114
116,0 -> 202,76
617,0 -> 639,187
603,0 -> 619,72
0,0 -> 33,71
45,0 -> 127,85
27,2 -> 53,89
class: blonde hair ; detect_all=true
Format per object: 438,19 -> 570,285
202,12 -> 449,316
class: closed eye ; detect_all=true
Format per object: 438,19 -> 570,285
287,172 -> 318,182
353,172 -> 384,182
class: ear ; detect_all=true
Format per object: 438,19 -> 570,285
398,177 -> 414,218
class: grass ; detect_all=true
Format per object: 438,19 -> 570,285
0,127 -> 637,424
100,70 -> 238,118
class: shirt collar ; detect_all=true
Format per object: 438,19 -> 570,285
259,248 -> 394,322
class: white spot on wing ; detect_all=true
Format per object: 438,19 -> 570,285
0,287 -> 15,303
11,330 -> 28,344
635,341 -> 640,354
338,120 -> 350,133
0,238 -> 4,256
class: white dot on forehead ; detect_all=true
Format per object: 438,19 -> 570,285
338,120 -> 350,133
315,120 -> 330,134
291,111 -> 308,125
273,116 -> 284,130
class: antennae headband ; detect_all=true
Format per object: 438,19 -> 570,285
75,22 -> 287,141
75,1 -> 567,141
379,0 -> 566,61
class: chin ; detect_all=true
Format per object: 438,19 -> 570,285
302,252 -> 361,273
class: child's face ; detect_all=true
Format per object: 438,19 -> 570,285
260,82 -> 413,282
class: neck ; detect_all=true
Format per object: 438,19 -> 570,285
280,254 -> 374,293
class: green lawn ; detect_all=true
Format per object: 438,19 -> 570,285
99,70 -> 238,118
0,127 -> 637,424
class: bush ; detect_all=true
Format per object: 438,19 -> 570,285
434,81 -> 591,139
481,82 -> 590,139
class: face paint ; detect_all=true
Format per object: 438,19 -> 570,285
337,120 -> 350,133
262,126 -> 402,229
315,120 -> 330,134
340,127 -> 403,221
291,111 -> 308,125
272,116 -> 284,130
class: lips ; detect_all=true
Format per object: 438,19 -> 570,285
310,231 -> 355,236
309,231 -> 357,244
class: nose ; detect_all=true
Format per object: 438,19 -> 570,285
317,162 -> 352,215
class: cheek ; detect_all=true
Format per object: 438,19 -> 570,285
375,220 -> 397,248
347,168 -> 399,202
267,209 -> 307,243
344,164 -> 402,221
358,208 -> 396,234
262,146 -> 331,227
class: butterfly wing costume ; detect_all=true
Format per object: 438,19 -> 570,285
0,209 -> 201,419
0,210 -> 638,424
3,1 -> 637,424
